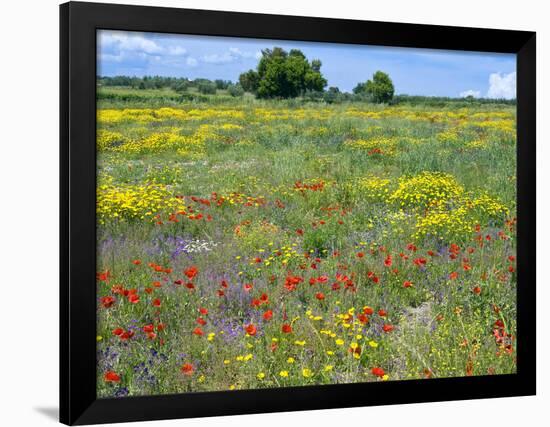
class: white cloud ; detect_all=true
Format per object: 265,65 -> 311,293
101,32 -> 163,55
167,46 -> 187,56
486,71 -> 516,99
186,57 -> 198,67
459,89 -> 481,98
202,47 -> 261,64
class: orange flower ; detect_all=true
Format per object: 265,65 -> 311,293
127,294 -> 140,304
181,363 -> 194,376
184,266 -> 198,280
263,310 -> 273,321
100,296 -> 115,308
382,324 -> 394,333
104,371 -> 121,383
245,324 -> 257,336
281,323 -> 293,334
371,367 -> 385,377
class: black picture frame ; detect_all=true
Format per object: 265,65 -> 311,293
60,1 -> 536,425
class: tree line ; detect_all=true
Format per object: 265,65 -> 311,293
98,46 -> 515,105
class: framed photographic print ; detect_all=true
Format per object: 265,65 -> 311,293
60,1 -> 536,424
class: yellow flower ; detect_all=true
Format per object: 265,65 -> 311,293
287,357 -> 295,364
324,365 -> 334,372
96,336 -> 103,342
335,339 -> 345,346
257,372 -> 266,380
294,340 -> 306,346
229,384 -> 236,390
279,370 -> 289,378
368,340 -> 379,348
224,359 -> 231,365
302,368 -> 313,378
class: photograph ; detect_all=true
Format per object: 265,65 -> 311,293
95,29 -> 518,398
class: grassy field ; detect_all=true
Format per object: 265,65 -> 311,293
96,88 -> 517,398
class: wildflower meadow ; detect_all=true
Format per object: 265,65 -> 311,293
95,39 -> 517,397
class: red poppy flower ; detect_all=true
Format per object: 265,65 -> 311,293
358,314 -> 369,324
472,286 -> 481,295
185,282 -> 195,290
296,229 -> 304,236
403,281 -> 413,288
152,298 -> 161,307
132,259 -> 142,265
181,363 -> 194,376
413,257 -> 427,266
196,317 -> 207,326
128,294 -> 140,304
357,252 -> 365,258
371,367 -> 385,377
378,309 -> 387,317
363,306 -> 374,315
281,323 -> 293,334
119,331 -> 134,340
112,327 -> 124,336
245,324 -> 257,336
157,323 -> 165,331
193,327 -> 204,336
384,255 -> 392,267
174,279 -> 184,285
104,371 -> 121,383
152,281 -> 162,288
407,243 -> 417,252
100,296 -> 115,308
144,287 -> 153,294
184,266 -> 199,280
143,324 -> 154,333
147,332 -> 157,340
449,272 -> 459,280
243,283 -> 253,292
96,270 -> 110,282
315,292 -> 325,300
382,324 -> 394,333
199,307 -> 208,315
263,310 -> 273,321
260,293 -> 269,303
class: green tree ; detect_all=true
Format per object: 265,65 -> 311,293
353,71 -> 395,103
239,47 -> 327,98
197,81 -> 217,95
239,70 -> 260,93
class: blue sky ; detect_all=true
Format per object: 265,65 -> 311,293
97,30 -> 516,99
